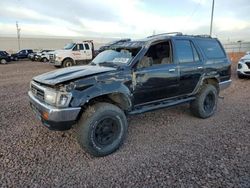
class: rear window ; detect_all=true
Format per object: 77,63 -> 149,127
197,39 -> 225,59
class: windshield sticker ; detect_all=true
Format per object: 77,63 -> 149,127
112,58 -> 130,64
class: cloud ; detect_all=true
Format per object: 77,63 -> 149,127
0,0 -> 249,41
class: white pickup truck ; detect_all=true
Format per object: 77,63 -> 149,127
50,40 -> 95,68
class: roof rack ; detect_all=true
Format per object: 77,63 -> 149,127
147,32 -> 183,38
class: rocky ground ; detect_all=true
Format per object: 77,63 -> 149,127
0,61 -> 249,187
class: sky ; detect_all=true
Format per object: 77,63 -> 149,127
0,0 -> 249,42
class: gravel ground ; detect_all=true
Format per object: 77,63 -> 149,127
0,61 -> 249,187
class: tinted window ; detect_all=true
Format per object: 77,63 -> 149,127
84,44 -> 90,50
175,40 -> 194,63
191,43 -> 200,61
197,39 -> 225,59
79,44 -> 84,50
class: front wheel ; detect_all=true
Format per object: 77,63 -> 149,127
190,84 -> 218,119
62,59 -> 73,68
237,73 -> 245,79
41,57 -> 48,63
77,102 -> 128,157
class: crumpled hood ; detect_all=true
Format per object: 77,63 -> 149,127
33,65 -> 116,85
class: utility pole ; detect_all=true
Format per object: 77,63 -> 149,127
209,0 -> 215,36
16,21 -> 21,50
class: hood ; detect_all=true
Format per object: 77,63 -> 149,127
33,65 -> 116,86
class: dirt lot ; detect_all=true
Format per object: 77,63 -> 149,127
0,61 -> 249,187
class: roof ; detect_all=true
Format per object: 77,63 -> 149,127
110,32 -> 214,49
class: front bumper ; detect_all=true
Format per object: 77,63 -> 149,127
28,91 -> 81,130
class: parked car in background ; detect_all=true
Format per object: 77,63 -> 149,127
49,40 -> 95,68
11,49 -> 33,61
0,51 -> 11,64
237,54 -> 250,78
28,52 -> 37,61
98,38 -> 131,53
36,50 -> 53,62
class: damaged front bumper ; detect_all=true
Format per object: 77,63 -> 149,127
28,91 -> 81,131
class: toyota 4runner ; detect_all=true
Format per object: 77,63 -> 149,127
28,33 -> 231,156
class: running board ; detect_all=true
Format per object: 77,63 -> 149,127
128,97 -> 195,115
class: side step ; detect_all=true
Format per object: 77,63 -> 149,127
128,97 -> 195,115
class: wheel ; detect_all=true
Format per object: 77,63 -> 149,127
14,57 -> 18,61
62,59 -> 73,67
41,58 -> 48,63
190,84 -> 218,119
0,59 -> 7,64
77,102 -> 128,157
237,73 -> 245,79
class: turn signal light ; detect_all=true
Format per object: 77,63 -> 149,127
42,112 -> 49,120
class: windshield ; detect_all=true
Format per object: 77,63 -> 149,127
64,43 -> 75,50
92,48 -> 140,67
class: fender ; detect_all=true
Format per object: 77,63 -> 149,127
70,77 -> 133,110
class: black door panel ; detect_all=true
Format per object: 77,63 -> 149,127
133,64 -> 179,105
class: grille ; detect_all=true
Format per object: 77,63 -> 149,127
245,62 -> 250,69
31,84 -> 45,101
49,54 -> 55,63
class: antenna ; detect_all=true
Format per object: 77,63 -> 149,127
16,21 -> 21,50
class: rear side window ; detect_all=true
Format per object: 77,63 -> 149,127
175,40 -> 200,63
197,39 -> 225,59
84,44 -> 90,50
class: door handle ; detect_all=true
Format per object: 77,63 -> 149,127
169,69 -> 175,72
197,66 -> 203,69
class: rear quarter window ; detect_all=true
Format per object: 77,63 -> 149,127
197,39 -> 225,59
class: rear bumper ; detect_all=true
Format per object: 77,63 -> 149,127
28,91 -> 81,131
219,80 -> 232,91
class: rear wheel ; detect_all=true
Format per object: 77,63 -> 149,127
62,59 -> 73,68
190,84 -> 218,119
77,102 -> 128,157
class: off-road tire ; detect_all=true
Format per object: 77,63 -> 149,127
190,84 -> 218,119
62,59 -> 73,68
77,102 -> 128,157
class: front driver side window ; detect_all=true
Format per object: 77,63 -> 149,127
137,41 -> 172,69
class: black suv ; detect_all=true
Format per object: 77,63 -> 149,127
0,51 -> 11,64
28,33 -> 231,156
11,49 -> 33,61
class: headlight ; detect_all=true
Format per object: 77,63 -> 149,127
55,55 -> 62,61
44,89 -> 72,107
44,89 -> 57,105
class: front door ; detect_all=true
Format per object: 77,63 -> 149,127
132,40 -> 179,106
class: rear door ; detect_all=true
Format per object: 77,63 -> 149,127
84,43 -> 92,60
173,39 -> 204,95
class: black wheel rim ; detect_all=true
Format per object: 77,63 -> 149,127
94,117 -> 120,146
203,92 -> 215,113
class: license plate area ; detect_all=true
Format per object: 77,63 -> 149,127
30,103 -> 42,121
